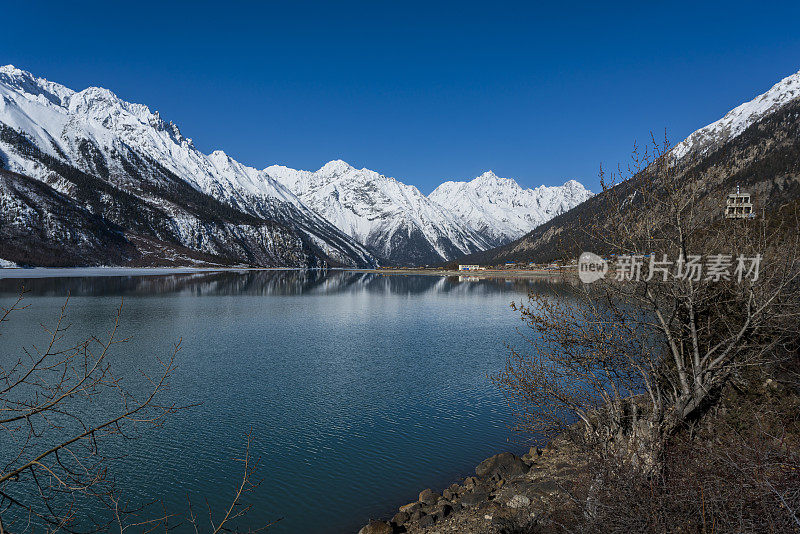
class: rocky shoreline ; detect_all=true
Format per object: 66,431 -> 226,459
358,435 -> 584,534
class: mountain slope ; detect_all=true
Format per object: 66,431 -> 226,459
673,69 -> 800,158
455,70 -> 800,266
0,130 -> 308,267
0,65 -> 376,267
0,64 -> 595,268
267,160 -> 493,265
429,171 -> 592,246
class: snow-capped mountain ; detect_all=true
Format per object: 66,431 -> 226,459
267,160 -> 493,265
429,171 -> 592,246
0,65 -> 376,267
673,68 -> 800,159
0,64 -> 591,267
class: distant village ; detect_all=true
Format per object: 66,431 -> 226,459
373,261 -> 577,274
454,261 -> 574,272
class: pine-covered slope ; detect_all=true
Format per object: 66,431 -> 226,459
429,171 -> 592,246
0,65 -> 376,267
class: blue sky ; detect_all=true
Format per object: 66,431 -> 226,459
3,1 -> 800,193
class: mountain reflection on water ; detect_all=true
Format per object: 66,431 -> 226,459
0,268 -> 577,533
0,269 -> 575,298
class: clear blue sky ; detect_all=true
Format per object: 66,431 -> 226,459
3,1 -> 800,193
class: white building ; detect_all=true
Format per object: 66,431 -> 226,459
458,264 -> 480,271
725,186 -> 754,219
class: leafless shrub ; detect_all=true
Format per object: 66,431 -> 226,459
493,134 -> 800,531
0,292 -> 275,533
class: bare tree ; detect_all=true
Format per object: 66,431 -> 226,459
494,134 -> 800,465
492,134 -> 800,532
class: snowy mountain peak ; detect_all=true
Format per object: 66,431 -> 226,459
471,171 -> 522,192
210,149 -> 231,160
318,159 -> 355,176
429,172 -> 592,246
68,86 -> 125,117
558,179 -> 590,195
0,65 -> 29,78
674,68 -> 800,158
0,65 -> 38,81
476,170 -> 500,180
0,65 -> 74,107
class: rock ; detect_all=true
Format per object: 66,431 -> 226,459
410,509 -> 425,522
418,488 -> 439,505
418,514 -> 435,528
437,503 -> 453,518
449,483 -> 462,495
460,490 -> 488,508
475,452 -> 529,479
400,502 -> 420,514
497,481 -> 529,502
522,446 -> 542,464
358,520 -> 393,534
442,488 -> 454,500
528,479 -> 561,494
507,494 -> 531,509
464,476 -> 479,488
391,510 -> 409,525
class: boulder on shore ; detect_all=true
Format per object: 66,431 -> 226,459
399,501 -> 420,514
460,489 -> 489,508
507,494 -> 531,509
418,487 -> 440,505
391,510 -> 409,525
358,520 -> 393,534
475,452 -> 529,479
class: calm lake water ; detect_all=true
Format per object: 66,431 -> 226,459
0,269 -> 570,533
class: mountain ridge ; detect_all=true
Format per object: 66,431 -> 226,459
429,171 -> 592,247
0,65 -> 592,267
265,160 -> 495,265
0,65 -> 376,267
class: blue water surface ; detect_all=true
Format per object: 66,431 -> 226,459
0,270 -> 569,533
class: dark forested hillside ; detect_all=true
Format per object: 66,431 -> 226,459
0,166 -> 312,267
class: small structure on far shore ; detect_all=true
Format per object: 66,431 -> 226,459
725,186 -> 754,219
458,264 -> 482,271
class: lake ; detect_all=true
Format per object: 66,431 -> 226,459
0,269 -> 570,533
